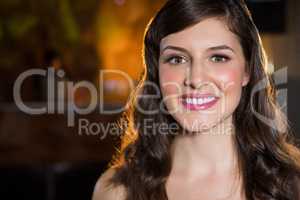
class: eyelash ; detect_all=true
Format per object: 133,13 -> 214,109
164,56 -> 187,65
210,54 -> 231,63
163,54 -> 231,65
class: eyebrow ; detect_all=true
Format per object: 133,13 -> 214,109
161,45 -> 235,55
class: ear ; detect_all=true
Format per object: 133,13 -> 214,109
242,72 -> 250,87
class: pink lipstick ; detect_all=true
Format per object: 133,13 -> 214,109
180,93 -> 219,111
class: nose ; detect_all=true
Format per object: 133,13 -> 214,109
184,63 -> 210,89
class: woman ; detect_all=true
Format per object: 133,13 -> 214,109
93,0 -> 300,199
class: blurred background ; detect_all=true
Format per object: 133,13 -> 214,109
0,0 -> 299,199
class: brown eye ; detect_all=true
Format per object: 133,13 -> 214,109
210,54 -> 230,63
166,56 -> 187,65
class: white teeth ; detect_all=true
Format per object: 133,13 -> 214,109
184,97 -> 216,105
192,98 -> 197,104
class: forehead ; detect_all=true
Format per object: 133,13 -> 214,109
160,17 -> 242,52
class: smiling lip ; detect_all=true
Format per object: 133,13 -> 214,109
180,93 -> 219,111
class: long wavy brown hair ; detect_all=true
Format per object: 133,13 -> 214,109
106,0 -> 300,199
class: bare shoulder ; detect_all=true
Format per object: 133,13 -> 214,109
92,168 -> 127,200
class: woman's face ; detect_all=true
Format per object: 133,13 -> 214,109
158,17 -> 249,134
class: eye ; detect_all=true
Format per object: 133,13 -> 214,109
164,56 -> 187,65
210,54 -> 230,63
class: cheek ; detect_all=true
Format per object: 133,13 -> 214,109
214,67 -> 244,92
159,67 -> 184,96
214,67 -> 245,114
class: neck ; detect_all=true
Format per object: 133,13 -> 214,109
170,116 -> 239,178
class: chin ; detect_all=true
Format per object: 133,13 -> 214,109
176,118 -> 219,135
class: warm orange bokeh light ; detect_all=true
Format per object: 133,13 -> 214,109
96,0 -> 164,104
